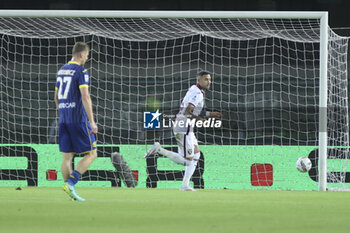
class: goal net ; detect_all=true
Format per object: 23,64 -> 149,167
0,11 -> 348,190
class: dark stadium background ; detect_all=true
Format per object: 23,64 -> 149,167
0,0 -> 349,29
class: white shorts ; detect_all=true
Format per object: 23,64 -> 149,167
174,132 -> 198,158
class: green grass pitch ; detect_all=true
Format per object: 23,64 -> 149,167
0,187 -> 350,233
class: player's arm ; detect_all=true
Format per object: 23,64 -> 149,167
209,111 -> 222,118
199,109 -> 222,118
80,86 -> 98,134
186,104 -> 222,120
54,89 -> 59,109
184,104 -> 205,121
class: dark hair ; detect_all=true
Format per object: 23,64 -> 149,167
72,42 -> 89,56
198,71 -> 211,77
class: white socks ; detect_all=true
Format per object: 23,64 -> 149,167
158,147 -> 191,166
156,146 -> 200,188
182,152 -> 200,187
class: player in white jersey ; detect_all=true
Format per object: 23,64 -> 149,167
145,71 -> 222,191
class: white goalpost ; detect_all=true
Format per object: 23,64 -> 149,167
0,10 -> 348,191
318,12 -> 328,191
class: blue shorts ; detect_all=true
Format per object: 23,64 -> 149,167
59,122 -> 97,154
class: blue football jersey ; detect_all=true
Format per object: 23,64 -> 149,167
55,61 -> 90,123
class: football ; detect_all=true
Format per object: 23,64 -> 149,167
296,157 -> 312,172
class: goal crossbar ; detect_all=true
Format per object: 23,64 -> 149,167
0,10 -> 327,19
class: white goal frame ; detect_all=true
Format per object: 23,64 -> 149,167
0,10 -> 329,191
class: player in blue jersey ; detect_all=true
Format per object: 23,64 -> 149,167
54,42 -> 97,201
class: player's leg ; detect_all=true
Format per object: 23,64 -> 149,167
144,134 -> 191,166
180,133 -> 200,191
64,149 -> 97,202
59,122 -> 74,182
67,122 -> 97,186
58,122 -> 79,200
75,149 -> 97,175
61,153 -> 74,182
66,149 -> 97,186
159,145 -> 192,165
64,122 -> 97,201
61,153 -> 79,201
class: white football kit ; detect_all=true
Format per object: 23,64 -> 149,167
144,82 -> 207,191
173,84 -> 205,158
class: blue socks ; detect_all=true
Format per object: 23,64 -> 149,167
67,170 -> 82,186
